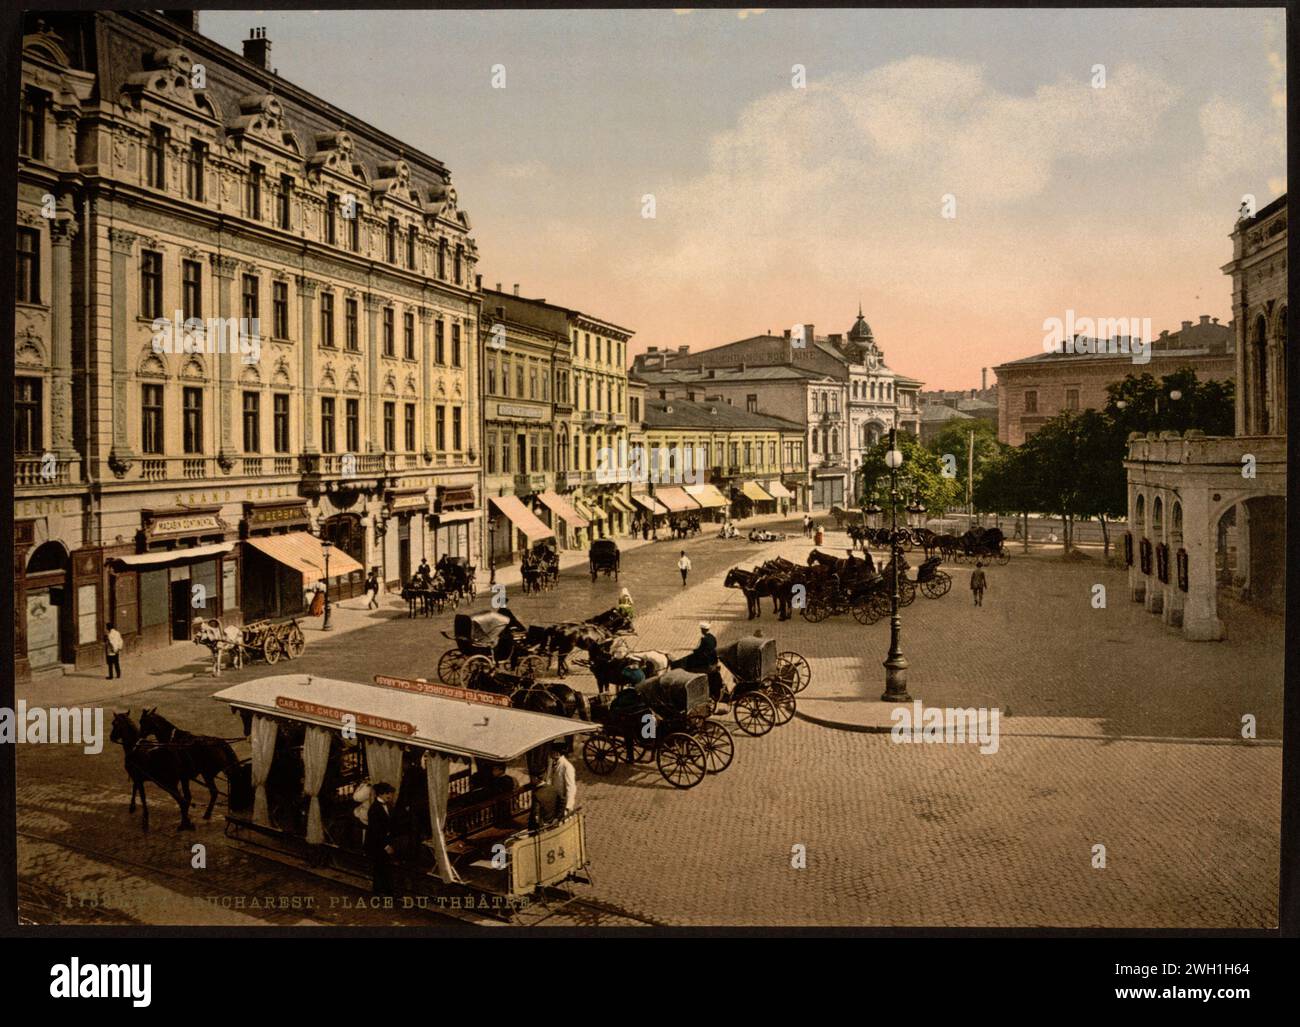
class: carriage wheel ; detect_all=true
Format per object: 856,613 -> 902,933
899,536 -> 914,552
437,649 -> 464,685
996,550 -> 1011,565
852,597 -> 881,625
776,652 -> 811,693
518,654 -> 550,682
459,655 -> 494,690
732,693 -> 776,737
657,734 -> 707,789
765,682 -> 796,725
285,627 -> 305,659
801,598 -> 831,623
262,636 -> 283,665
694,720 -> 735,774
899,580 -> 917,607
872,592 -> 892,620
583,735 -> 620,775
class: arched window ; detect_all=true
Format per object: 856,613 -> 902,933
870,381 -> 876,400
1152,496 -> 1163,534
1253,314 -> 1270,433
1135,494 -> 1146,530
1171,502 -> 1183,544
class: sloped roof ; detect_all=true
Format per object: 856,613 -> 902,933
920,404 -> 976,423
644,398 -> 804,432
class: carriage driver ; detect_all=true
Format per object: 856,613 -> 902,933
673,622 -> 723,702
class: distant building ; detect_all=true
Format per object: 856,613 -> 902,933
919,403 -> 977,445
992,316 -> 1236,445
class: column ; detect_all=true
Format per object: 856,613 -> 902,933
296,275 -> 318,453
418,307 -> 434,457
49,210 -> 78,461
210,255 -> 238,469
1180,488 -> 1224,641
1127,481 -> 1144,602
364,293 -> 381,452
107,228 -> 137,476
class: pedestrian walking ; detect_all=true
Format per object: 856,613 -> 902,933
970,561 -> 987,607
364,781 -> 397,896
364,568 -> 380,609
678,550 -> 692,587
104,622 -> 124,680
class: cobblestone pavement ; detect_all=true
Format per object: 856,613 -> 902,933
15,516 -> 1282,927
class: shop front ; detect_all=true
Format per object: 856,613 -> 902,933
536,489 -> 589,549
431,484 -> 478,562
488,494 -> 554,564
319,511 -> 367,600
241,500 -> 312,621
385,486 -> 435,585
684,483 -> 728,522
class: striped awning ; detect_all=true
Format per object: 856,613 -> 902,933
536,490 -> 590,530
243,533 -> 364,583
489,495 -> 554,542
764,480 -> 794,500
607,493 -> 636,514
655,486 -> 702,513
631,493 -> 670,516
685,483 -> 728,509
742,481 -> 775,502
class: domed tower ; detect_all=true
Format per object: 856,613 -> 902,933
847,303 -> 874,345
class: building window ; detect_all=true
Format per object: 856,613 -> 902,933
16,228 -> 40,304
453,407 -> 463,451
182,260 -> 202,320
20,87 -> 47,160
744,442 -> 752,467
241,273 -> 259,323
141,383 -> 163,454
247,161 -> 263,219
434,319 -> 445,364
516,362 -> 524,397
326,193 -> 339,245
273,393 -> 290,452
811,431 -> 819,455
387,218 -> 398,264
1024,390 -> 1038,414
486,356 -> 496,394
585,378 -> 592,409
141,250 -> 163,319
529,366 -> 538,400
383,402 -> 395,451
542,431 -> 552,471
529,433 -> 539,472
630,396 -> 639,421
403,312 -> 415,360
242,391 -> 260,452
320,292 -> 336,347
187,140 -> 206,201
343,297 -> 357,350
454,244 -> 463,285
147,124 -> 168,189
272,281 -> 289,338
1065,388 -> 1079,411
182,387 -> 204,454
501,357 -> 511,398
348,202 -> 361,251
486,431 -> 497,473
278,174 -> 293,230
437,239 -> 446,279
15,377 -> 42,453
345,399 -> 359,453
451,323 -> 462,366
406,226 -> 417,269
404,403 -> 416,451
383,308 -> 394,357
320,398 -> 336,453
503,432 -> 512,473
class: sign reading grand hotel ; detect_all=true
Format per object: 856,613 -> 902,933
275,696 -> 417,735
373,674 -> 512,708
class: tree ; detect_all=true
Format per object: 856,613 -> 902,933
856,430 -> 962,519
1019,413 -> 1096,552
925,418 -> 1002,508
1103,368 -> 1234,438
972,444 -> 1035,550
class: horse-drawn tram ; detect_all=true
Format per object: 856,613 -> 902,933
213,673 -> 600,920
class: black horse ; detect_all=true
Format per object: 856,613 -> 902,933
109,711 -> 195,832
139,707 -> 248,820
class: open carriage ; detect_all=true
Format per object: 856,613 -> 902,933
715,636 -> 800,732
214,673 -> 599,917
582,669 -> 734,789
438,611 -> 549,688
589,539 -> 620,581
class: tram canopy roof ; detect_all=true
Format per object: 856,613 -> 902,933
243,532 -> 363,583
213,674 -> 599,762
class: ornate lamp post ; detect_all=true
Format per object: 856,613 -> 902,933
321,540 -> 333,631
881,429 -> 912,702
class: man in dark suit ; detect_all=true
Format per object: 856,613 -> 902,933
365,782 -> 397,896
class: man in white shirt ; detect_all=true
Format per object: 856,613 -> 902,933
104,622 -> 124,680
535,746 -> 576,826
678,551 -> 692,587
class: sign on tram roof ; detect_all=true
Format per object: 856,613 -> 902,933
214,674 -> 596,761
371,674 -> 512,708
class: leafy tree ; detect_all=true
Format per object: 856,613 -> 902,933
1103,368 -> 1234,438
972,444 -> 1035,550
925,418 -> 1002,505
856,430 -> 962,519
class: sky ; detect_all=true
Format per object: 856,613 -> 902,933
202,7 -> 1286,389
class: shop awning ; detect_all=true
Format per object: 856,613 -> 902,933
764,480 -> 794,500
654,486 -> 701,513
439,486 -> 476,511
742,482 -> 775,502
685,483 -> 728,509
489,495 -> 554,542
111,542 -> 234,568
536,490 -> 589,530
631,493 -> 670,517
244,533 -> 364,582
574,497 -> 604,521
607,493 -> 636,514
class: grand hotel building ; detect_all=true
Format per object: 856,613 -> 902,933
14,11 -> 483,679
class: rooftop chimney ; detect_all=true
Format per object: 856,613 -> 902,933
513,284 -> 520,297
678,345 -> 690,355
1199,314 -> 1211,325
1181,320 -> 1193,331
981,367 -> 987,391
243,27 -> 272,70
495,282 -> 502,292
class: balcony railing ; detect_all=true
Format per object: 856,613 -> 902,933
183,458 -> 208,479
242,457 -> 263,476
15,456 -> 76,487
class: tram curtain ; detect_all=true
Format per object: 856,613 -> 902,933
250,715 -> 279,827
302,726 -> 332,845
364,738 -> 404,802
425,754 -> 462,884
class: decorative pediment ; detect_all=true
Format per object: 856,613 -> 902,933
373,160 -> 412,201
16,329 -> 47,368
272,358 -> 292,386
180,355 -> 206,380
239,364 -> 261,385
23,22 -> 72,68
343,367 -> 362,393
382,372 -> 397,396
309,131 -> 368,184
320,363 -> 337,389
122,48 -> 218,119
403,373 -> 417,397
136,349 -> 168,379
229,94 -> 300,152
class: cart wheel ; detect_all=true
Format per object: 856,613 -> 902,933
937,572 -> 952,596
776,652 -> 811,693
694,720 -> 735,774
438,650 -> 464,685
459,655 -> 493,690
285,627 -> 305,659
997,550 -> 1011,565
657,734 -> 707,789
899,580 -> 917,607
801,599 -> 830,623
765,682 -> 796,725
583,735 -> 620,775
733,692 -> 776,737
852,598 -> 881,624
518,654 -> 550,681
263,636 -> 283,665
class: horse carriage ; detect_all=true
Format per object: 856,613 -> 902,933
714,636 -> 800,732
192,616 -> 305,670
439,611 -> 550,688
582,669 -> 733,789
436,556 -> 478,601
213,673 -> 598,915
400,574 -> 458,618
521,539 -> 560,594
952,526 -> 1010,564
589,539 -> 620,582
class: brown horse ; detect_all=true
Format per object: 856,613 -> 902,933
139,707 -> 248,820
109,711 -> 195,832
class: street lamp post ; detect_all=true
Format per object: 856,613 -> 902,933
489,520 -> 496,586
321,540 -> 333,631
881,428 -> 912,703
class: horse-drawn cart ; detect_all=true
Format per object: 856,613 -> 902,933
589,539 -> 620,582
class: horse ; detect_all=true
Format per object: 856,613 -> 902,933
109,711 -> 195,832
138,707 -> 248,820
724,567 -> 765,619
582,638 -> 670,696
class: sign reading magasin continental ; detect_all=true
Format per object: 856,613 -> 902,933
141,507 -> 228,540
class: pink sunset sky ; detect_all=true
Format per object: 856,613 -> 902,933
204,8 -> 1286,389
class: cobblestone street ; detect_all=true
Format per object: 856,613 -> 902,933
16,518 -> 1282,928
